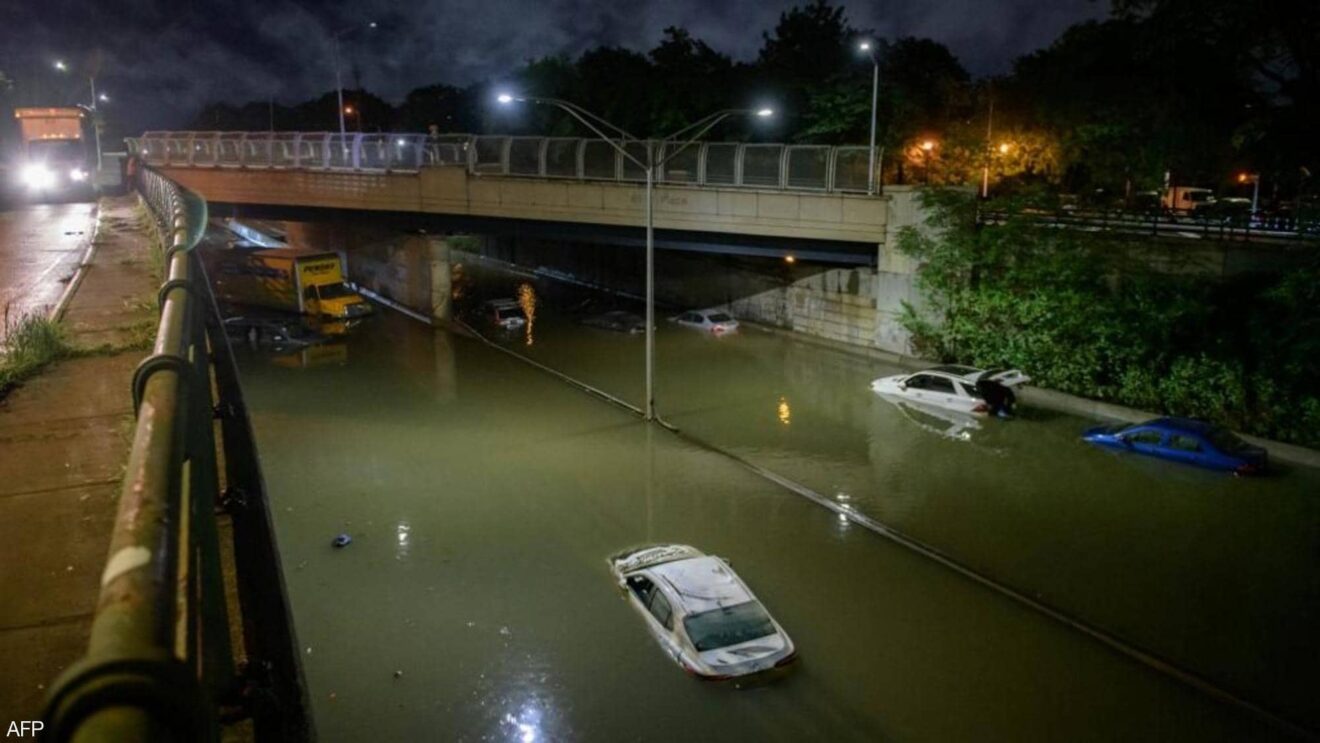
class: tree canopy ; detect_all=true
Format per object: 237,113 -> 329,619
183,0 -> 1317,201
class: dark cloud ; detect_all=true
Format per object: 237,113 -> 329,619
0,0 -> 1106,134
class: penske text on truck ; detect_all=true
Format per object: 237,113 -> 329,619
206,247 -> 372,319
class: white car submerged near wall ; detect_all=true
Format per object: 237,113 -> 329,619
671,309 -> 739,334
871,365 -> 1031,417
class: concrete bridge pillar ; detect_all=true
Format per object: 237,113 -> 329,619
429,236 -> 452,322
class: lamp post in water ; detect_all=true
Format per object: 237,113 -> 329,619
496,94 -> 773,420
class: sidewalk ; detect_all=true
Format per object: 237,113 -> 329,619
0,194 -> 158,722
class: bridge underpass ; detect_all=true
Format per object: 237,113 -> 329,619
137,131 -> 929,353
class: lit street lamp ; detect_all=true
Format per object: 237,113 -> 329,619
54,59 -> 104,176
856,40 -> 880,195
331,21 -> 377,137
497,93 -> 773,420
1237,172 -> 1261,217
919,139 -> 937,184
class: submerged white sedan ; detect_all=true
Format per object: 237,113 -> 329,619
609,544 -> 797,681
871,364 -> 1031,416
671,309 -> 739,334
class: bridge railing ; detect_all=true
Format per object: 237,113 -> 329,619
42,169 -> 312,742
980,206 -> 1320,244
128,131 -> 881,194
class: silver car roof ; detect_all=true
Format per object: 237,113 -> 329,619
651,556 -> 753,614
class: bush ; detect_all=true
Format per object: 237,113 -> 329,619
898,189 -> 1320,449
0,309 -> 69,395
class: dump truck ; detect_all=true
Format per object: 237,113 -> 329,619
12,107 -> 94,197
205,247 -> 372,320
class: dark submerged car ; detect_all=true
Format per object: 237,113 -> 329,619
1081,417 -> 1267,475
580,310 -> 646,334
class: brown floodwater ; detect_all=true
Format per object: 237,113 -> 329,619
235,264 -> 1318,742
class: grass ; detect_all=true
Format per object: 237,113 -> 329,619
0,308 -> 70,397
68,318 -> 157,357
134,201 -> 167,283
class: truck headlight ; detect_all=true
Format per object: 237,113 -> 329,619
69,168 -> 89,182
21,164 -> 55,190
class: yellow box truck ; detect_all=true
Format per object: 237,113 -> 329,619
206,247 -> 372,319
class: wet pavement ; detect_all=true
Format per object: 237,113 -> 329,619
0,201 -> 95,337
235,262 -> 1318,741
0,196 -> 156,722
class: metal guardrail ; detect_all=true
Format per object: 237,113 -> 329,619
126,131 -> 880,193
42,169 -> 313,742
981,207 -> 1320,244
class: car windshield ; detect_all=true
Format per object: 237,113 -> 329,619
683,600 -> 776,652
707,313 -> 733,323
316,282 -> 355,299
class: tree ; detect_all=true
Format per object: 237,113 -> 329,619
648,27 -> 738,134
876,38 -> 972,153
1113,0 -> 1320,188
755,0 -> 859,132
1005,19 -> 1250,194
570,47 -> 655,136
396,84 -> 473,134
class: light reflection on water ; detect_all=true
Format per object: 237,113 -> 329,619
517,282 -> 537,347
235,273 -> 1318,741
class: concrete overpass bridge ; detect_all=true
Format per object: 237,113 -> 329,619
128,131 -> 930,351
127,131 -> 909,259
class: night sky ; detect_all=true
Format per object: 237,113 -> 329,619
1,0 -> 1105,135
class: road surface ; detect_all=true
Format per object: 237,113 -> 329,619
0,201 -> 95,339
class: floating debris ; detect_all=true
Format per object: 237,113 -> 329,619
332,533 -> 352,548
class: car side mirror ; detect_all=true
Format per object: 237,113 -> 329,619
898,382 -> 907,391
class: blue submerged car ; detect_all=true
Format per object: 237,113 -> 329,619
1082,417 -> 1268,475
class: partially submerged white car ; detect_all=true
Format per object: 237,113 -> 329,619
610,544 -> 796,681
870,364 -> 1031,416
482,298 -> 527,329
671,309 -> 739,334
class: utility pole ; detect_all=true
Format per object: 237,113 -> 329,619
981,93 -> 994,199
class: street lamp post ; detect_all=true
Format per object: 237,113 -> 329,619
497,94 -> 772,420
331,21 -> 376,137
54,60 -> 104,176
919,139 -> 936,184
857,41 -> 880,195
1238,173 -> 1261,217
981,96 -> 994,199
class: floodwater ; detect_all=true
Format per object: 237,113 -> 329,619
235,261 -> 1319,742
